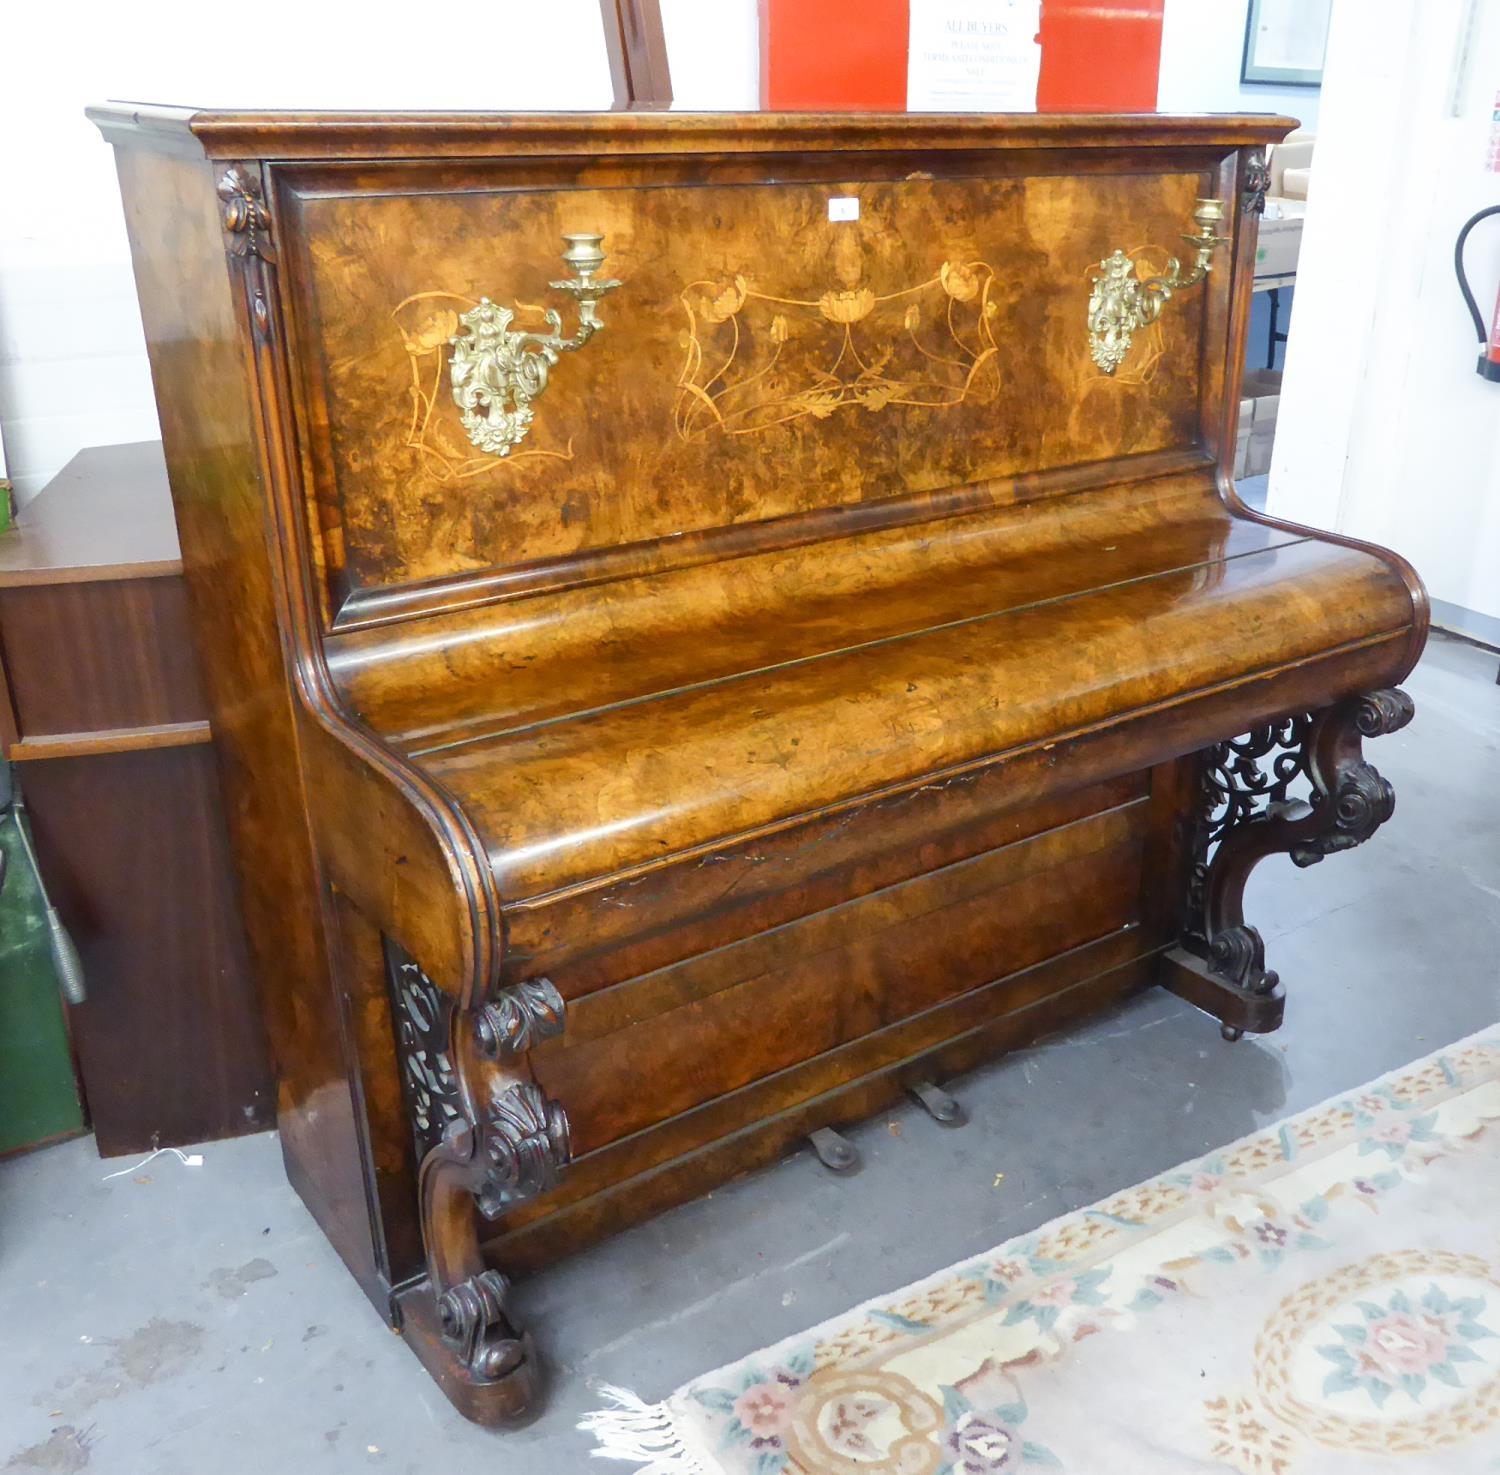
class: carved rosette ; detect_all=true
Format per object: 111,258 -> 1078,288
1354,687 -> 1417,737
216,165 -> 274,261
474,1081 -> 572,1219
1288,760 -> 1396,867
1242,148 -> 1272,217
1181,688 -> 1414,1004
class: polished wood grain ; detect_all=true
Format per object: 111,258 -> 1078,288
416,536 -> 1411,904
9,721 -> 211,762
108,145 -> 383,1298
0,579 -> 207,739
327,472 -> 1263,742
285,166 -> 1209,595
90,107 -> 1301,160
22,745 -> 272,1155
495,939 -> 1160,1272
93,107 -> 1427,1427
0,443 -> 180,585
537,801 -> 1147,1154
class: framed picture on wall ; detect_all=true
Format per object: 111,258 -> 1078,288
1242,0 -> 1331,87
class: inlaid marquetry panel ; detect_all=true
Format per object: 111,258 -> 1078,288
280,162 -> 1215,601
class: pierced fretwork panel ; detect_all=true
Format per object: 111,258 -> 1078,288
1185,717 -> 1313,941
384,940 -> 462,1163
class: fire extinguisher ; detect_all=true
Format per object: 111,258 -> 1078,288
1455,204 -> 1500,382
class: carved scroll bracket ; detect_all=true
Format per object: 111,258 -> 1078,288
1165,688 -> 1414,1039
387,950 -> 571,1192
435,1268 -> 531,1385
1242,147 -> 1272,218
385,943 -> 570,1421
1087,197 -> 1228,374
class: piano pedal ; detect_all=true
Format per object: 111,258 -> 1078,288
808,1127 -> 860,1173
908,1080 -> 963,1124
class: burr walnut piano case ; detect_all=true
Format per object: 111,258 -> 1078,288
91,106 -> 1426,1426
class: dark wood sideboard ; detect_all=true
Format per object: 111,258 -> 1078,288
90,107 -> 1426,1427
0,443 -> 273,1155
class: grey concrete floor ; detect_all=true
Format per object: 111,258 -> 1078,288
3,634 -> 1498,1474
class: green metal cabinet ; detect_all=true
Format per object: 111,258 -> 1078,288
0,801 -> 84,1157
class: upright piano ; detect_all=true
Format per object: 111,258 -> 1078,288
91,106 -> 1426,1425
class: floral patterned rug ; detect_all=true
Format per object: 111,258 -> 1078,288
581,1024 -> 1500,1473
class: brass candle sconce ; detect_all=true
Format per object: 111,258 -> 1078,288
1087,199 -> 1228,374
450,233 -> 621,456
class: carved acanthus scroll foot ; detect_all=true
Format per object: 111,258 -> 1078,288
1162,688 -> 1414,1038
386,946 -> 570,1425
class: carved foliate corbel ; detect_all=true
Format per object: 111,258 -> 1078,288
216,164 -> 277,339
387,946 -> 570,1201
475,977 -> 566,1060
1241,147 -> 1272,218
1166,688 -> 1414,1036
216,165 -> 276,263
385,942 -> 571,1421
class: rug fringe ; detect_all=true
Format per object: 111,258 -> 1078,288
579,1385 -> 711,1474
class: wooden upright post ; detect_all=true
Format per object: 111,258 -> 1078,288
600,0 -> 673,109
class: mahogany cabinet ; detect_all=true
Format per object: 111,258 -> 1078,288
0,443 -> 273,1155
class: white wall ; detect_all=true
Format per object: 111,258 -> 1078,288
1267,0 -> 1500,629
662,0 -> 760,109
1158,0 -> 1322,126
0,2 -> 619,503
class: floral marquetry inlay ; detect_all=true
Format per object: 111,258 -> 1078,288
672,259 -> 1003,441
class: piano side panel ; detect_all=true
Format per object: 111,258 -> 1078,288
277,154 -> 1224,608
108,144 -> 387,1306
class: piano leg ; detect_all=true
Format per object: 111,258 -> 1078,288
398,1151 -> 542,1426
1161,688 -> 1415,1038
386,950 -> 571,1426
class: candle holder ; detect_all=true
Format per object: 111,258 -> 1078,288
449,233 -> 622,457
1087,198 -> 1228,374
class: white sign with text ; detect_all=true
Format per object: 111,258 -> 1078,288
907,0 -> 1042,112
